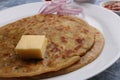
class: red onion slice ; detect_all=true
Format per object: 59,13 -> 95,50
57,8 -> 83,15
41,2 -> 63,14
38,2 -> 50,13
57,4 -> 83,15
51,0 -> 71,4
39,0 -> 83,16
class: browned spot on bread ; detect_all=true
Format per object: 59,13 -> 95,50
75,38 -> 83,44
74,44 -> 82,51
61,36 -> 67,43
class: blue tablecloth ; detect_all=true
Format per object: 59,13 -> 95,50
0,0 -> 120,80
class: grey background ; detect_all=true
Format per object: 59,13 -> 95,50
0,0 -> 120,80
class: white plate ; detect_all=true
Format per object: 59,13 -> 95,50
0,2 -> 120,80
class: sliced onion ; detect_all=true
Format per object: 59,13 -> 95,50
51,0 -> 71,4
38,2 -> 50,13
41,3 -> 63,14
57,8 -> 82,15
39,0 -> 83,16
57,4 -> 83,15
41,0 -> 68,14
61,8 -> 82,13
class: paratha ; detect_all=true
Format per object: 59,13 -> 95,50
0,14 -> 96,78
38,27 -> 104,79
0,23 -> 104,80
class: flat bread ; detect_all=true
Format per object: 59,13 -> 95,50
37,27 -> 104,79
2,26 -> 104,80
0,14 -> 96,78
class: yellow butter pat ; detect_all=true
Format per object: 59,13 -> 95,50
15,35 -> 47,59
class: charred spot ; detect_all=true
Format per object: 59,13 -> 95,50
75,38 -> 83,44
96,32 -> 100,34
74,44 -> 82,51
29,20 -> 35,24
58,15 -> 63,17
62,54 -> 67,59
50,47 -> 60,52
57,26 -> 70,31
42,20 -> 45,22
48,42 -> 60,52
61,36 -> 67,43
49,15 -> 53,17
44,27 -> 48,30
27,24 -> 31,27
69,18 -> 75,22
21,28 -> 26,31
3,53 -> 10,57
54,54 -> 60,58
83,29 -> 89,33
12,36 -> 16,39
65,50 -> 74,55
63,26 -> 70,31
52,42 -> 59,47
62,50 -> 74,58
48,60 -> 53,65
23,19 -> 27,22
28,28 -> 32,30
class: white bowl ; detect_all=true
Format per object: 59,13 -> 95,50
100,0 -> 120,15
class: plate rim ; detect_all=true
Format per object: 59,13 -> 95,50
0,2 -> 120,80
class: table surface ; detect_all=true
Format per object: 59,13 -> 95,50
0,0 -> 120,80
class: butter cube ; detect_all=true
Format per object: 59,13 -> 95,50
15,35 -> 47,59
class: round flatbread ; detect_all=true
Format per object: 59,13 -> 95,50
34,27 -> 104,79
0,14 -> 95,78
